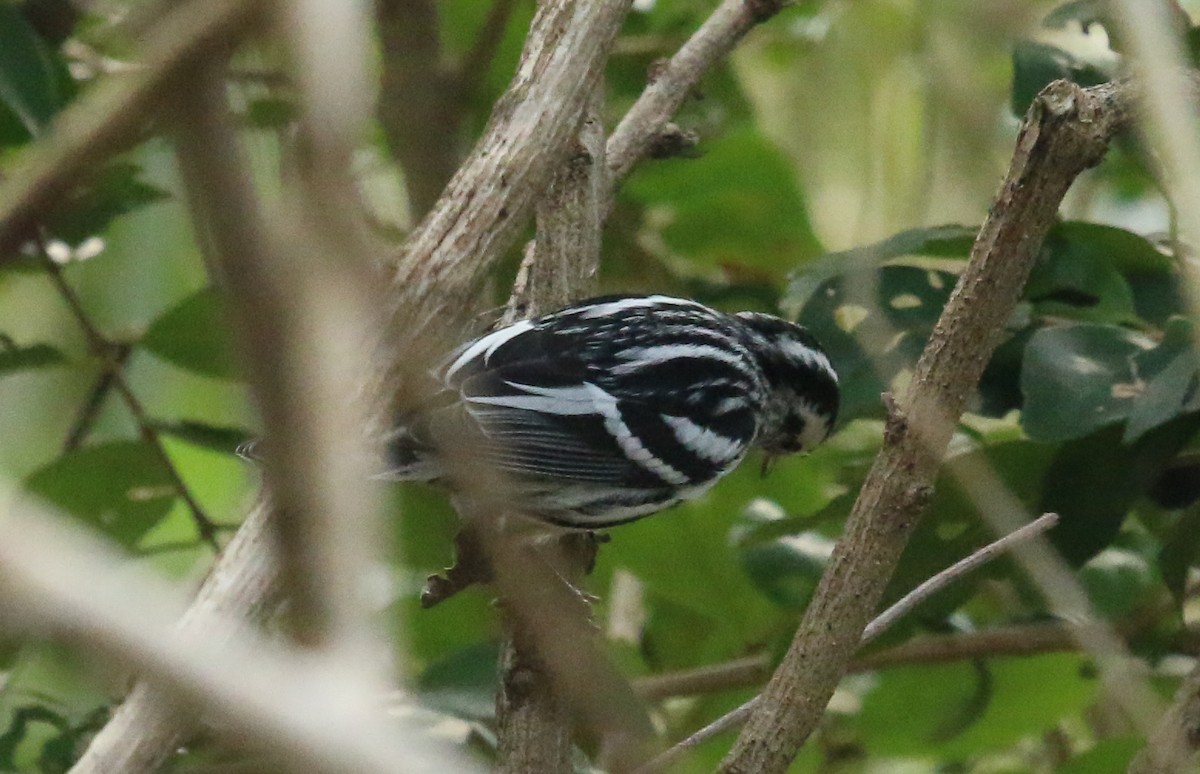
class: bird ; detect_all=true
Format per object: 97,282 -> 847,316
383,294 -> 839,529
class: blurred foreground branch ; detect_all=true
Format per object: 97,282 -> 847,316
0,489 -> 478,774
0,0 -> 259,259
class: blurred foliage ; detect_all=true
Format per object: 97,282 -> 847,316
3,1 -> 1200,773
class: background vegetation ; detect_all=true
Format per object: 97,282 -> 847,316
2,0 -> 1200,772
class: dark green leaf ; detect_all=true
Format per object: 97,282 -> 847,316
151,420 -> 253,455
1125,318 -> 1200,442
416,641 -> 499,721
783,224 -> 974,315
1034,222 -> 1179,327
623,127 -> 823,278
1042,418 -> 1200,564
0,4 -> 72,145
141,288 -> 239,380
24,440 -> 178,547
1011,41 -> 1109,116
1020,324 -> 1146,442
50,162 -> 171,246
1159,506 -> 1200,602
793,265 -> 958,422
0,339 -> 65,374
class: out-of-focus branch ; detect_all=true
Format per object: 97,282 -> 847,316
0,0 -> 260,259
719,80 -> 1137,774
376,0 -> 461,219
1129,662 -> 1200,773
604,0 -> 785,203
69,498 -> 278,773
0,489 -> 480,774
495,85 -> 607,774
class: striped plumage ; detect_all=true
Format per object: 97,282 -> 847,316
386,294 -> 839,528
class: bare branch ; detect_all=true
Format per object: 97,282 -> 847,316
864,512 -> 1059,641
604,0 -> 785,199
69,497 -> 278,773
719,80 -> 1136,774
634,655 -> 770,702
382,0 -> 633,384
1128,662 -> 1200,773
495,84 -> 608,772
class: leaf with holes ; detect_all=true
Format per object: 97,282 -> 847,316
1020,323 -> 1148,442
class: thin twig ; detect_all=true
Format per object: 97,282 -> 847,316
38,245 -> 220,552
636,512 -> 1061,774
63,342 -> 132,451
604,0 -> 786,206
863,512 -> 1059,641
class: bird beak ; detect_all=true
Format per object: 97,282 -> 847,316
760,454 -> 778,478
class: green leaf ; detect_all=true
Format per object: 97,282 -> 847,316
793,265 -> 959,422
740,531 -> 833,610
1079,548 -> 1161,619
623,126 -> 823,277
1125,318 -> 1200,443
416,641 -> 499,721
141,288 -> 239,380
151,420 -> 253,455
0,338 -> 65,374
1011,41 -> 1109,116
1020,323 -> 1147,442
0,4 -> 72,145
1033,222 -> 1179,327
783,224 -> 975,315
1056,737 -> 1141,774
857,660 -> 990,756
50,162 -> 171,246
24,441 -> 178,546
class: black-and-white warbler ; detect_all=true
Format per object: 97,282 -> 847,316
385,294 -> 839,529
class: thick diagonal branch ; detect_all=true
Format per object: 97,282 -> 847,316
720,79 -> 1136,774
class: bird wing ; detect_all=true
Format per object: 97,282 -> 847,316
450,359 -> 757,488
